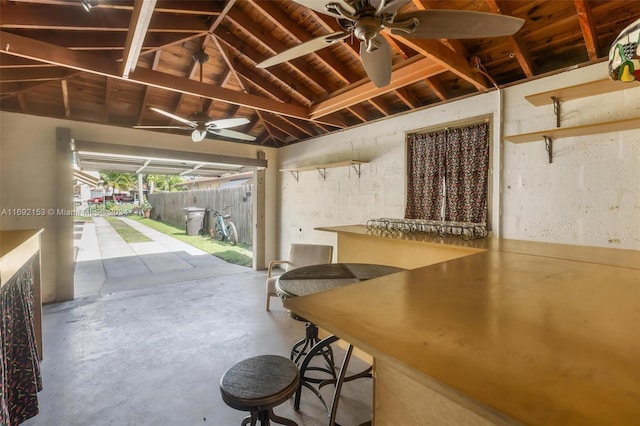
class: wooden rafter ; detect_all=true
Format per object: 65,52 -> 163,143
0,31 -> 315,122
573,0 -> 599,61
485,0 -> 534,77
310,57 -> 445,119
61,79 -> 70,118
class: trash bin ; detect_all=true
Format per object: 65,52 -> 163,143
183,207 -> 206,236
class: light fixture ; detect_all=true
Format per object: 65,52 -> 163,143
122,0 -> 157,78
191,129 -> 207,143
608,18 -> 640,83
81,0 -> 94,12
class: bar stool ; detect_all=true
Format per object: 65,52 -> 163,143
220,355 -> 300,426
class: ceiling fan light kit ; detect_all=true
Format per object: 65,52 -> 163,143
134,48 -> 256,142
257,0 -> 525,88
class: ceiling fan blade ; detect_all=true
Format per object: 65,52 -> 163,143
208,128 -> 257,142
133,125 -> 192,130
371,0 -> 411,16
293,0 -> 355,19
360,35 -> 392,88
149,107 -> 196,127
391,10 -> 525,39
205,117 -> 250,129
257,32 -> 349,68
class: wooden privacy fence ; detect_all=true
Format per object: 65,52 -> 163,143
147,185 -> 253,245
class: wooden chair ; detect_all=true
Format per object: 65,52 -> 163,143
265,243 -> 333,311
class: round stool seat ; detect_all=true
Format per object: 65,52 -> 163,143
220,355 -> 299,426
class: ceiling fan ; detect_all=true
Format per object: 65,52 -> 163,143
257,0 -> 525,88
135,49 -> 256,142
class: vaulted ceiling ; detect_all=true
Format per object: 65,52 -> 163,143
1,0 -> 639,148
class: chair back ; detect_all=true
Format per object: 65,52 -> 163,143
286,243 -> 333,271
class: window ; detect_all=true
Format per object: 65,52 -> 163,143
405,121 -> 490,224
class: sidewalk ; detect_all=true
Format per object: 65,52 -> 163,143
73,216 -> 251,297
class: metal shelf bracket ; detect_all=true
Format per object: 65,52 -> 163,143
351,163 -> 362,178
551,96 -> 561,128
290,171 -> 299,182
544,136 -> 553,164
317,168 -> 327,180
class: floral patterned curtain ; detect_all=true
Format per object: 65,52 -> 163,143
444,123 -> 490,223
405,122 -> 489,223
405,131 -> 446,220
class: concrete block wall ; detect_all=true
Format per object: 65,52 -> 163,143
502,63 -> 640,248
278,62 -> 640,259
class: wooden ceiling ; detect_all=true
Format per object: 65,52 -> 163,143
1,0 -> 639,148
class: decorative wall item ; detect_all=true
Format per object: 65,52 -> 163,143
608,18 -> 640,82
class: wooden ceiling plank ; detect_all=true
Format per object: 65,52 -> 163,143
391,35 -> 488,91
0,56 -> 56,68
225,8 -> 338,94
423,78 -> 448,101
346,106 -> 368,123
214,28 -> 317,103
0,31 -> 311,121
309,57 -> 445,119
395,87 -> 422,108
485,0 -> 534,77
0,67 -> 69,82
0,4 -> 208,33
250,0 -> 360,84
214,36 -> 307,106
9,0 -> 224,15
261,112 -> 313,139
573,0 -> 599,61
8,30 -> 197,52
368,99 -> 390,116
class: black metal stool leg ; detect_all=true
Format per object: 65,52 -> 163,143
328,344 -> 353,426
268,408 -> 298,426
241,412 -> 258,426
294,334 -> 339,410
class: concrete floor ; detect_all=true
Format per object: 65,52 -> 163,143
23,218 -> 372,426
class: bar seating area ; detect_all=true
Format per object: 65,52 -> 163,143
1,3 -> 639,425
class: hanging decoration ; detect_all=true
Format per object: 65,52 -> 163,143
608,18 -> 640,82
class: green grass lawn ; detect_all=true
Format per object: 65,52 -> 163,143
104,217 -> 151,243
128,215 -> 253,267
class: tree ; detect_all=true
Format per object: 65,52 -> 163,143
144,175 -> 184,192
100,171 -> 135,194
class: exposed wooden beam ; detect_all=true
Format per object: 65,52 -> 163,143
214,28 -> 318,103
6,30 -> 197,52
391,35 -> 488,91
309,57 -> 445,119
395,87 -> 422,108
574,0 -> 599,61
423,78 -> 448,101
0,31 -> 312,121
0,67 -> 69,82
250,0 -> 360,84
485,0 -> 534,77
136,51 -> 162,125
9,0 -> 225,15
225,8 -> 337,94
0,3 -> 208,32
16,92 -> 27,112
0,56 -> 56,68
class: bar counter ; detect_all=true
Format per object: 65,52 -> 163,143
284,225 -> 640,425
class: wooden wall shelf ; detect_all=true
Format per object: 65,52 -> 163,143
508,80 -> 639,163
504,117 -> 640,144
525,79 -> 635,106
281,160 -> 368,181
